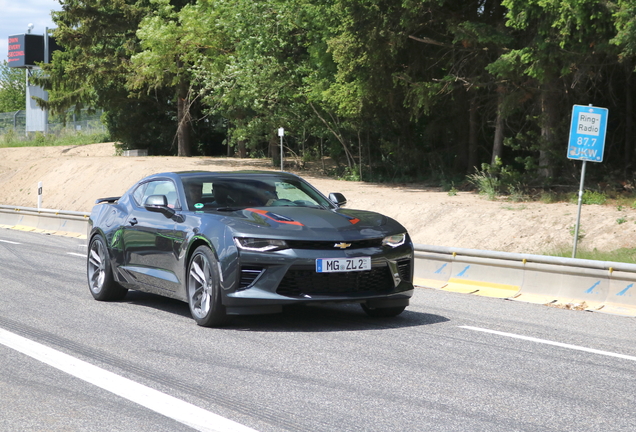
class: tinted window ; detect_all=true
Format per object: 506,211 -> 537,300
181,175 -> 332,210
132,183 -> 148,206
138,180 -> 179,208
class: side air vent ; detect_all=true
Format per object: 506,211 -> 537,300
396,259 -> 412,282
239,266 -> 264,290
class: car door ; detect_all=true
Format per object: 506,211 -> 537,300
121,179 -> 181,294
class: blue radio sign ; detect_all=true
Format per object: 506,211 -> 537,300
567,105 -> 608,162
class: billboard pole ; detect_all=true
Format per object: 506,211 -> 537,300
43,27 -> 49,135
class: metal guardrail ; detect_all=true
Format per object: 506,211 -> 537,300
414,244 -> 636,317
0,205 -> 89,237
414,244 -> 636,272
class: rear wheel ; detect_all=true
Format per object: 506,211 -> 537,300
187,246 -> 227,327
361,304 -> 406,318
87,234 -> 128,301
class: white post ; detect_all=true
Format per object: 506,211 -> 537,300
278,127 -> 285,171
37,181 -> 43,209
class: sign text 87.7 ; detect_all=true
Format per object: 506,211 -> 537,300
577,137 -> 597,147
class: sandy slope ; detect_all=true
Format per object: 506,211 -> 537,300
0,142 -> 634,254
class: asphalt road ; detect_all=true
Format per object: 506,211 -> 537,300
1,228 -> 636,432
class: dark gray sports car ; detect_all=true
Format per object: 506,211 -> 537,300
87,171 -> 414,326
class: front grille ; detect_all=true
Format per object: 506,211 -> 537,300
239,266 -> 263,289
397,259 -> 412,282
285,239 -> 383,250
276,265 -> 393,297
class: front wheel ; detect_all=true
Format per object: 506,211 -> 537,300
187,246 -> 227,327
87,234 -> 128,301
361,304 -> 406,318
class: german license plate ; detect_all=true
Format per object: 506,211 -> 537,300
316,257 -> 371,273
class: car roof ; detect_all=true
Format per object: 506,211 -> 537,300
144,171 -> 302,182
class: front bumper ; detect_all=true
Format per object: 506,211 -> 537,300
221,242 -> 414,315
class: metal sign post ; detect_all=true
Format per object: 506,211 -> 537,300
567,104 -> 608,258
278,127 -> 284,171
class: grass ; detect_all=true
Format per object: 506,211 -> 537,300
501,204 -> 527,211
0,131 -> 110,148
546,246 -> 636,263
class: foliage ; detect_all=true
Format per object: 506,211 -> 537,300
569,224 -> 586,241
26,0 -> 636,190
0,61 -> 26,112
547,247 -> 636,264
468,168 -> 500,200
571,190 -> 608,205
0,131 -> 109,148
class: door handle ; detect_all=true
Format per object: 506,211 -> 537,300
129,218 -> 138,226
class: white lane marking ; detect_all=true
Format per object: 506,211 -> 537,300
0,328 -> 259,432
67,252 -> 86,257
0,239 -> 21,245
460,326 -> 636,362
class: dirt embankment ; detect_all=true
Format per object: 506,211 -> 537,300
1,142 -> 634,254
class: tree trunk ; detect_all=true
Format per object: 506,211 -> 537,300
454,91 -> 469,172
491,87 -> 505,166
625,63 -> 633,171
176,79 -> 191,157
237,140 -> 247,158
468,95 -> 479,170
270,134 -> 280,166
538,79 -> 558,179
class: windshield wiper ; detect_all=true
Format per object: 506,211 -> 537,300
213,206 -> 244,212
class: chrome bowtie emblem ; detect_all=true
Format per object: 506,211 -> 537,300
334,242 -> 352,249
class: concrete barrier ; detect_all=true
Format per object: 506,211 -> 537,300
0,205 -> 89,238
602,270 -> 636,316
414,244 -> 636,317
443,255 -> 523,298
510,261 -> 564,304
0,207 -> 21,228
36,212 -> 64,233
550,265 -> 610,311
58,216 -> 89,237
413,251 -> 452,289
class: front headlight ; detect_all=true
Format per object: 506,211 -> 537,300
382,233 -> 406,248
234,237 -> 289,252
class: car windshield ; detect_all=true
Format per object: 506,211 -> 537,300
181,175 -> 333,211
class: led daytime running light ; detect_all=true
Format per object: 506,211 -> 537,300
234,237 -> 289,252
382,233 -> 406,248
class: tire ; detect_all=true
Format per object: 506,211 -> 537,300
87,234 -> 128,301
361,303 -> 406,318
187,246 -> 227,327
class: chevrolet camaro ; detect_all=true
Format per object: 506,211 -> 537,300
87,171 -> 414,326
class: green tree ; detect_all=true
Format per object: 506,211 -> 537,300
183,0 -> 331,161
37,0 -> 181,153
0,61 -> 26,112
489,0 -> 617,179
129,0 -> 197,156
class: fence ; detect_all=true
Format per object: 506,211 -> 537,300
0,109 -> 105,140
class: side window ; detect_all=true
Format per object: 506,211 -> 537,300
132,183 -> 148,206
141,180 -> 179,208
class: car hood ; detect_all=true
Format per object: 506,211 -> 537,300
210,207 -> 405,240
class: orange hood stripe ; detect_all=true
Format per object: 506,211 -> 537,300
246,208 -> 304,226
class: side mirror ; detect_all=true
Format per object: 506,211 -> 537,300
144,194 -> 176,218
329,192 -> 347,207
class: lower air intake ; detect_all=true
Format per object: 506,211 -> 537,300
276,266 -> 393,297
